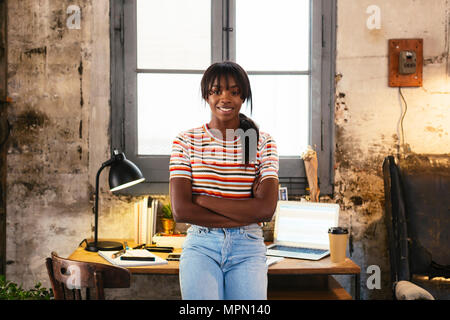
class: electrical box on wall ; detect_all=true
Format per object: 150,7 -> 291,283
388,39 -> 423,87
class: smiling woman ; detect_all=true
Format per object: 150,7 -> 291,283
206,79 -> 243,132
169,61 -> 279,300
201,62 -> 254,140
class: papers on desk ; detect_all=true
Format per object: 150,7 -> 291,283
266,256 -> 284,266
98,249 -> 168,267
153,233 -> 186,248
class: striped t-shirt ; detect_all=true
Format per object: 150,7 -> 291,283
169,123 -> 279,199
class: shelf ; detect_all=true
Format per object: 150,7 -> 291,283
268,275 -> 353,300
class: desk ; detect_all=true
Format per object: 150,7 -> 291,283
69,240 -> 360,300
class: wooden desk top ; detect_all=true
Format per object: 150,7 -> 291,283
68,240 -> 360,276
267,256 -> 360,275
69,243 -> 182,275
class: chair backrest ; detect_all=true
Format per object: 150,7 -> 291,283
383,155 -> 411,283
396,155 -> 450,275
383,155 -> 450,280
46,251 -> 131,300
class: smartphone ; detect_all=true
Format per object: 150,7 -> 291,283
167,253 -> 181,261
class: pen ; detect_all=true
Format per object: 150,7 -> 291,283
132,243 -> 146,249
112,248 -> 126,259
145,248 -> 173,253
120,256 -> 155,261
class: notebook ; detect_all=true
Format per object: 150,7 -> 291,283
266,201 -> 340,261
98,249 -> 168,267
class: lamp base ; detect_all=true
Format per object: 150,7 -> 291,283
85,240 -> 124,252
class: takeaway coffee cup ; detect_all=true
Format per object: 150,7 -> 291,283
328,227 -> 349,263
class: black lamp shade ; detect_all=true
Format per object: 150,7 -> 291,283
109,158 -> 145,192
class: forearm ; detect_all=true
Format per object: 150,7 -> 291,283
193,177 -> 279,223
194,195 -> 272,223
173,201 -> 249,228
171,177 -> 247,228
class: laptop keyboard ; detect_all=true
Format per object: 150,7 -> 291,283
269,245 -> 328,255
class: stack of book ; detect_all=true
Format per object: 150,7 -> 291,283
152,232 -> 186,248
133,196 -> 158,245
133,197 -> 186,248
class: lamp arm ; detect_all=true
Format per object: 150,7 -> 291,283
94,162 -> 111,244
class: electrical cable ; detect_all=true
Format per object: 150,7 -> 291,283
398,87 -> 408,153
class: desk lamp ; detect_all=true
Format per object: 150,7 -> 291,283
85,150 -> 145,252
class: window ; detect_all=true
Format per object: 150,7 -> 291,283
111,0 -> 336,196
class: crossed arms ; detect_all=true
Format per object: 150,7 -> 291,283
169,175 -> 279,228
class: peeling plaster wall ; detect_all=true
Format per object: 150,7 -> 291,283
334,0 -> 450,299
4,0 -> 450,300
6,0 -> 150,296
7,0 -> 93,286
6,1 -> 180,298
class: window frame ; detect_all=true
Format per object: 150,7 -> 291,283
110,0 -> 336,196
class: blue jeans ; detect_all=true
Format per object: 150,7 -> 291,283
179,223 -> 268,300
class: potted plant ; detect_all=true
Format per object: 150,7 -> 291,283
161,202 -> 175,234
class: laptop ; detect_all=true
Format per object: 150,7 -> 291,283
266,201 -> 340,261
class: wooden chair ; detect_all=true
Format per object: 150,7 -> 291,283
45,251 -> 131,300
383,155 -> 450,299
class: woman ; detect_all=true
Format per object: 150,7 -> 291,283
169,61 -> 279,300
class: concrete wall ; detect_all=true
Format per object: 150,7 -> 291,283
4,0 -> 449,299
334,0 -> 449,299
5,0 -> 180,299
7,0 -> 129,288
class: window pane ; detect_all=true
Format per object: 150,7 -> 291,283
236,0 -> 310,71
137,74 -> 309,156
137,73 -> 209,155
242,75 -> 309,156
137,0 -> 211,69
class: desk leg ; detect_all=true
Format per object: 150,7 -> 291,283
354,273 -> 360,300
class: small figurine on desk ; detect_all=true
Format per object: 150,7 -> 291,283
278,186 -> 288,201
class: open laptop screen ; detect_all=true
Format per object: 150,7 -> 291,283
273,201 -> 340,250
